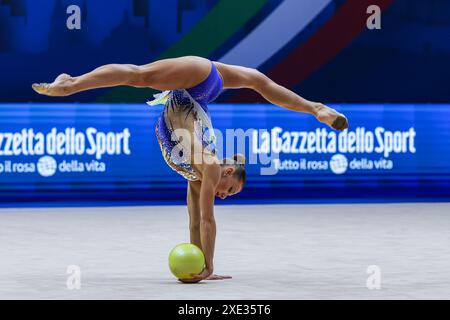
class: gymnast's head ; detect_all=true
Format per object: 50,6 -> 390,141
215,154 -> 246,200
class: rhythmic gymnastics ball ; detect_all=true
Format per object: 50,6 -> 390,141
168,243 -> 205,280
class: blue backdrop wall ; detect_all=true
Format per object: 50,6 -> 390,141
0,0 -> 449,103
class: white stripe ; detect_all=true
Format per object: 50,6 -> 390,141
219,0 -> 332,68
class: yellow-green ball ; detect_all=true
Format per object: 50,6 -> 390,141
168,243 -> 205,280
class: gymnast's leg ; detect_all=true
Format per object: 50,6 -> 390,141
32,56 -> 212,97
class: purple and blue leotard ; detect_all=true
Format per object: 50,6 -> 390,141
149,61 -> 224,181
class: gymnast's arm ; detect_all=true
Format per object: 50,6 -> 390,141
187,181 -> 202,249
190,161 -> 220,281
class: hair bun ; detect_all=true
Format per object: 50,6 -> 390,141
233,153 -> 246,166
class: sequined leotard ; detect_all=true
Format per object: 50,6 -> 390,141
149,61 -> 224,181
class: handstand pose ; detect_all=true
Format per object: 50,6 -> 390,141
33,55 -> 348,282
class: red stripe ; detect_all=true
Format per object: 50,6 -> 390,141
227,0 -> 394,102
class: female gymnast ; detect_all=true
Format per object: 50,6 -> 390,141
32,56 -> 348,282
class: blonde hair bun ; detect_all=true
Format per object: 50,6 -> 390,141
233,153 -> 246,166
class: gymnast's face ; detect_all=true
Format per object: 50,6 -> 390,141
215,167 -> 243,200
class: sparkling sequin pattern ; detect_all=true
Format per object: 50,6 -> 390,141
150,61 -> 223,181
154,89 -> 218,181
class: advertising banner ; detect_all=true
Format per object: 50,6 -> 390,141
0,103 -> 449,204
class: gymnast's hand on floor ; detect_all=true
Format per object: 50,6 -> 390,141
197,268 -> 232,281
179,267 -> 232,283
205,274 -> 233,280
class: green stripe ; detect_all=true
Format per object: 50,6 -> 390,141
97,0 -> 267,102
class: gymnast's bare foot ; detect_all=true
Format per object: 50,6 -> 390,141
32,73 -> 73,96
315,103 -> 349,131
